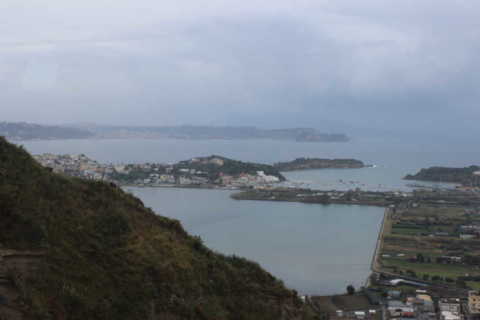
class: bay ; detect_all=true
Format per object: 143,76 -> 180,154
18,137 -> 480,294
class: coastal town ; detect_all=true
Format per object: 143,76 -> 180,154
33,153 -> 284,189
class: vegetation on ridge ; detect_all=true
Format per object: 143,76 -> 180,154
405,166 -> 480,186
0,137 -> 307,320
273,158 -> 365,172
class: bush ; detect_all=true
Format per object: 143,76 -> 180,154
347,285 -> 355,295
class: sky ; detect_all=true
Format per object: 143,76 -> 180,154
1,0 -> 479,138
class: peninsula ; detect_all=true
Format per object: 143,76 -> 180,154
231,187 -> 480,207
405,165 -> 480,187
273,158 -> 366,171
33,154 -> 285,189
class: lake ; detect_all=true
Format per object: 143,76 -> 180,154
125,187 -> 384,295
18,137 -> 480,294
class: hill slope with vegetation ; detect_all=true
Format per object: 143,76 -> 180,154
0,137 -> 308,320
404,166 -> 480,186
174,155 -> 286,181
273,158 -> 365,172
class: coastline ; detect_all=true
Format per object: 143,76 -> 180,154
368,207 -> 389,284
121,183 -> 242,191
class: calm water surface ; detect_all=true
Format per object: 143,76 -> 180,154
126,187 -> 384,295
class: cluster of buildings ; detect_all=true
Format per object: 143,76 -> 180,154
384,289 -> 480,320
34,153 -> 109,180
33,153 -> 282,189
386,291 -> 436,320
326,287 -> 480,320
217,171 -> 280,188
457,225 -> 480,240
128,170 -> 280,188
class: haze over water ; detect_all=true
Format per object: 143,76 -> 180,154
19,137 -> 480,294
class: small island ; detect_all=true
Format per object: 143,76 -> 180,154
273,158 -> 366,171
405,165 -> 480,187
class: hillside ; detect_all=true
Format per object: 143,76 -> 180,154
0,122 -> 93,140
174,155 -> 286,182
273,158 -> 365,172
0,137 -> 309,320
404,166 -> 480,186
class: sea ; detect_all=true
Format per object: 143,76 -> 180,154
18,136 -> 480,295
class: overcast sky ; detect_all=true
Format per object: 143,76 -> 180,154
1,0 -> 479,137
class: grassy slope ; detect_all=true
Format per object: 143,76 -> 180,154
0,138 -> 304,320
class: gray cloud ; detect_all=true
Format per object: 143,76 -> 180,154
1,0 -> 479,137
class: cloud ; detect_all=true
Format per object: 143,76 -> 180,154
1,0 -> 479,137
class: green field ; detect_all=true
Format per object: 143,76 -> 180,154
311,293 -> 380,319
467,282 -> 480,290
391,227 -> 427,235
379,205 -> 480,284
382,258 -> 478,279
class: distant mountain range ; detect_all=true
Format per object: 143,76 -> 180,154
1,122 -> 349,142
0,122 -> 93,140
81,124 -> 350,142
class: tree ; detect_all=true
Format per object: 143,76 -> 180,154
346,285 -> 355,295
456,279 -> 467,288
406,269 -> 417,278
416,253 -> 425,263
